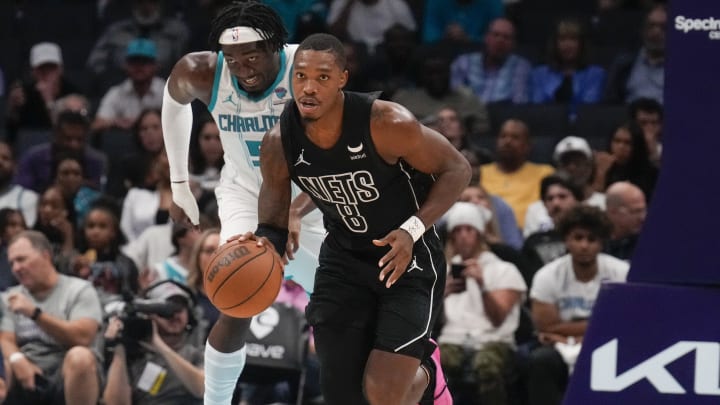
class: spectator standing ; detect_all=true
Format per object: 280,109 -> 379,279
450,18 -> 531,104
1,230 -> 103,405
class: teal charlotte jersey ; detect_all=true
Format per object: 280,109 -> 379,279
207,44 -> 297,194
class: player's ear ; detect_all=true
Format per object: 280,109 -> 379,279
339,69 -> 348,89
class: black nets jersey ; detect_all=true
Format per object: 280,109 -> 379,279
280,92 -> 437,252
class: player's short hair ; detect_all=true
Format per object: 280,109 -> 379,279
208,0 -> 287,53
556,205 -> 613,241
297,33 -> 347,71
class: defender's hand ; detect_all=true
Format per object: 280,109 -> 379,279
286,209 -> 302,261
170,182 -> 200,227
373,229 -> 414,288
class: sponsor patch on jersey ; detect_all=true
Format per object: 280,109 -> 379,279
274,87 -> 288,98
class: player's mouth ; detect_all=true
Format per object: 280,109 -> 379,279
242,75 -> 260,87
298,98 -> 319,113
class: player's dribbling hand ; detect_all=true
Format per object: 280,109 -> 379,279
373,229 -> 414,288
170,182 -> 200,228
234,232 -> 288,264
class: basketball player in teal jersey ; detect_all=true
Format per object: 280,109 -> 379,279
160,2 -> 324,404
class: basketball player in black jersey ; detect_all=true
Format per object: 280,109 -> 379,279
242,34 -> 471,404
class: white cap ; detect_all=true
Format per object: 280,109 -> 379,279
446,202 -> 492,234
30,42 -> 63,68
145,281 -> 192,302
553,136 -> 592,162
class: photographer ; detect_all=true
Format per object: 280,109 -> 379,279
103,280 -> 204,405
438,202 -> 527,405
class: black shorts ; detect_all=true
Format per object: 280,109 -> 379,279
306,232 -> 446,360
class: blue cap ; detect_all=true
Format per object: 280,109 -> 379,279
126,38 -> 157,60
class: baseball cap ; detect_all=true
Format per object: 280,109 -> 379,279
30,42 -> 63,68
446,202 -> 492,234
126,38 -> 157,60
553,136 -> 592,162
145,280 -> 192,302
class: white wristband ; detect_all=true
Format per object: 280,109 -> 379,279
9,352 -> 25,363
399,215 -> 425,242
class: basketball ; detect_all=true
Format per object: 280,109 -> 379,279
204,239 -> 284,318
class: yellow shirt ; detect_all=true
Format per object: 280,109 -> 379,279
480,162 -> 555,228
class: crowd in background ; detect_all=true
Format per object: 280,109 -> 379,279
0,0 -> 666,404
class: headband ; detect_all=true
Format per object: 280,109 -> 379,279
219,26 -> 266,45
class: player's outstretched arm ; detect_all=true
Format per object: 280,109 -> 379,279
371,101 -> 471,287
162,52 -> 216,227
373,100 -> 472,228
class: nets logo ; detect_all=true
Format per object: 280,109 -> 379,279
675,16 -> 720,40
591,338 -> 720,395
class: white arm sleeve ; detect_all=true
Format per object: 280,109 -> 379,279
162,83 -> 200,225
161,83 -> 193,182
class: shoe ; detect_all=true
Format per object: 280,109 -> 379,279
419,339 -> 453,405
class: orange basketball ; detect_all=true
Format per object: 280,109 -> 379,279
203,239 -> 283,318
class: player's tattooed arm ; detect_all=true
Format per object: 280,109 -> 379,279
258,125 -> 292,230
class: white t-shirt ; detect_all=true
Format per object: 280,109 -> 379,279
0,184 -> 38,226
96,77 -> 166,121
530,253 -> 629,322
439,251 -> 527,349
523,192 -> 607,237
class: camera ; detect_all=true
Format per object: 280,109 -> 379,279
105,294 -> 185,357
